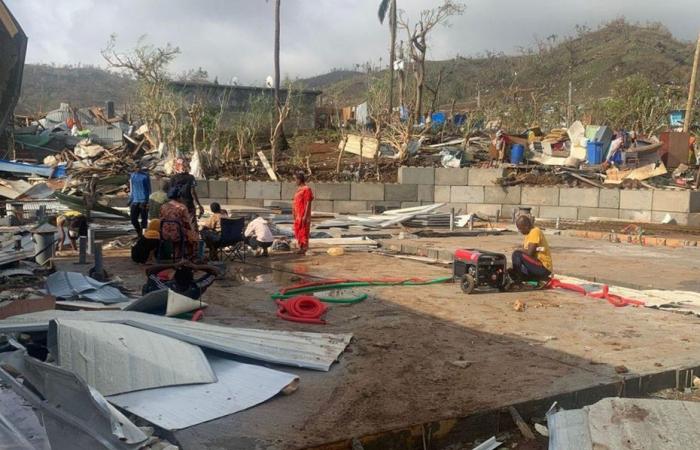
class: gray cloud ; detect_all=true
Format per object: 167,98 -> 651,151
7,0 -> 700,85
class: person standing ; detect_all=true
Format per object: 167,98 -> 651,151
292,171 -> 313,255
170,158 -> 204,230
129,166 -> 151,237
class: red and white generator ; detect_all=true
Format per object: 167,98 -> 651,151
453,248 -> 508,294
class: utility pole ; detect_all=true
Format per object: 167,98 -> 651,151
684,32 -> 700,133
567,80 -> 573,126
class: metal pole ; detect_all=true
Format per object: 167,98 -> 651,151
93,241 -> 105,281
468,215 -> 474,231
495,210 -> 500,223
449,208 -> 455,232
87,227 -> 95,255
78,236 -> 87,264
684,32 -> 700,133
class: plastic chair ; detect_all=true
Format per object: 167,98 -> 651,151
215,217 -> 246,262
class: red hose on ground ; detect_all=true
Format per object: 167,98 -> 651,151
276,295 -> 328,324
548,278 -> 644,308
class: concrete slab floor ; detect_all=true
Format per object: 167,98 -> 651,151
51,243 -> 700,450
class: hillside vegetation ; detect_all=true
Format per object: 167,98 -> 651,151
312,20 -> 695,109
16,20 -> 695,117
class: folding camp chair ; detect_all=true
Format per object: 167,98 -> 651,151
157,219 -> 186,262
215,217 -> 246,262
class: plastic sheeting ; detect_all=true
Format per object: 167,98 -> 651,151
108,355 -> 298,430
48,319 -> 216,395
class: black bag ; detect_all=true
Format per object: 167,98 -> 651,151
131,237 -> 159,263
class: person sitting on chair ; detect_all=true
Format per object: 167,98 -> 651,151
509,215 -> 553,285
244,215 -> 274,257
160,188 -> 197,258
201,202 -> 229,260
142,260 -> 220,300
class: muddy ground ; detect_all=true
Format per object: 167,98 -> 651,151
59,232 -> 700,450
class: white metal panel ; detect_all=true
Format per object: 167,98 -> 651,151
108,355 -> 298,430
49,319 -> 216,395
0,311 -> 352,371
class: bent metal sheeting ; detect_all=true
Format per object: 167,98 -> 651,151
0,310 -> 353,371
48,319 -> 216,396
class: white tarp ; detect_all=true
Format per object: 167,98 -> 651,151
108,356 -> 298,430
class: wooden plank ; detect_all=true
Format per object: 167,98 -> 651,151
508,406 -> 536,440
257,151 -> 278,181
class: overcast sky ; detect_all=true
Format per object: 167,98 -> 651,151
7,0 -> 700,85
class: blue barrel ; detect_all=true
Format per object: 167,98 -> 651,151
510,144 -> 525,164
586,141 -> 604,164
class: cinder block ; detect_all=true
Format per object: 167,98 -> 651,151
599,189 -> 620,209
436,203 -> 468,214
467,168 -> 504,186
263,199 -> 292,208
309,183 -> 351,200
539,206 -> 578,219
245,181 -> 281,199
417,185 -> 434,202
208,180 -> 227,199
368,201 -> 401,212
484,186 -> 521,204
619,209 -> 652,222
501,205 -> 539,220
577,207 -> 619,220
691,192 -> 700,212
435,168 -> 469,186
466,203 -> 502,217
687,213 -> 700,227
521,187 -> 560,206
651,211 -> 690,225
227,180 -> 245,199
195,179 -> 209,198
333,200 -> 368,214
434,185 -> 451,203
652,190 -> 691,213
619,190 -> 652,210
312,200 -> 334,212
398,166 -> 435,185
450,186 -> 484,203
385,184 -> 418,202
559,188 -> 599,208
351,183 -> 385,201
281,182 -> 297,200
401,202 -> 422,208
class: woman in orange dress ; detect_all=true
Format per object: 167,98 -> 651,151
292,171 -> 314,255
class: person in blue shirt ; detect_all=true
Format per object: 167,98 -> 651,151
129,166 -> 152,237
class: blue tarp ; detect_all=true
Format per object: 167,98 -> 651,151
431,112 -> 446,125
0,160 -> 63,178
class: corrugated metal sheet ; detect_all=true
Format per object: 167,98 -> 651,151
108,355 -> 298,430
0,354 -> 148,450
0,387 -> 50,450
47,319 -> 216,396
45,271 -> 129,303
0,160 -> 54,177
0,310 -> 353,371
548,398 -> 700,450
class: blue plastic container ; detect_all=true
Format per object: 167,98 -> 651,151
586,141 -> 604,165
510,144 -> 525,164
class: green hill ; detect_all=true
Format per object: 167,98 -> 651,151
17,64 -> 135,115
305,20 -> 696,109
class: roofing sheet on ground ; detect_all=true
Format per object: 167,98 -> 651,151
108,355 -> 298,430
49,319 -> 216,396
0,310 -> 353,371
45,271 -> 129,303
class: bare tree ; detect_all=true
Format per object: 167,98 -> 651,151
398,0 -> 464,122
102,35 -> 180,149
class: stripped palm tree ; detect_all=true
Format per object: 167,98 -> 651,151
378,0 -> 397,116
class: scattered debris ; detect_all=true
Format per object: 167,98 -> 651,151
508,406 -> 536,440
513,300 -> 526,312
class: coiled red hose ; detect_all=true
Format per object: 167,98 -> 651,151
276,295 -> 328,324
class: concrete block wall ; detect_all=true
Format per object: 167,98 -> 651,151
191,167 -> 700,224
